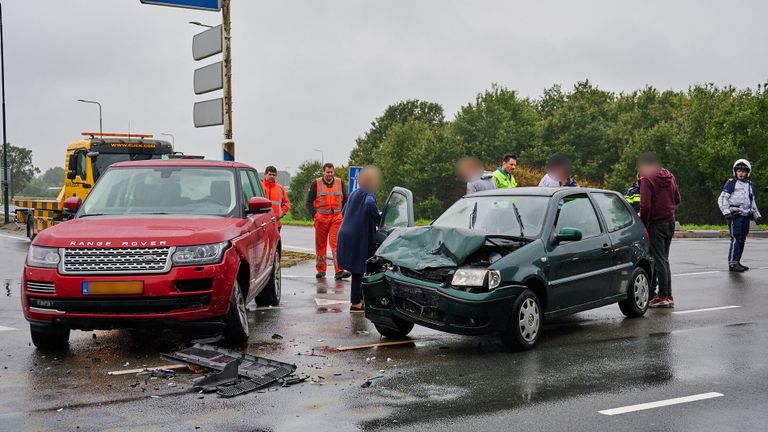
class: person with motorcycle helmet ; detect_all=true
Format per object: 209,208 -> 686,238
718,159 -> 762,272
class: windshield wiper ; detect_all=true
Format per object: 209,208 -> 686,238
485,234 -> 532,243
511,203 -> 525,238
469,201 -> 478,229
78,213 -> 104,218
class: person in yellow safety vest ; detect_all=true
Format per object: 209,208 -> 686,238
491,153 -> 518,189
306,163 -> 350,280
261,165 -> 291,230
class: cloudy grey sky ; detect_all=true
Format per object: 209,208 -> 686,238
4,0 -> 768,172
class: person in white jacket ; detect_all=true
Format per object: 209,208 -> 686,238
718,159 -> 762,272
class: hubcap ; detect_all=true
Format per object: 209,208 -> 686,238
274,253 -> 282,302
634,273 -> 649,310
234,285 -> 249,335
518,298 -> 540,342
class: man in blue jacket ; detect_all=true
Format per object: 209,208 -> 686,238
718,159 -> 763,272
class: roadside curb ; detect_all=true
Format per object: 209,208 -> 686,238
674,230 -> 768,239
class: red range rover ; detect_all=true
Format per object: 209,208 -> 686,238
21,159 -> 282,348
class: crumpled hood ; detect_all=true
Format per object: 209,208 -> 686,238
375,226 -> 488,271
34,216 -> 249,248
649,168 -> 675,189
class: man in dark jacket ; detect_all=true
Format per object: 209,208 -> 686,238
638,153 -> 681,308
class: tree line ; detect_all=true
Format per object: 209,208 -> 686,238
289,81 -> 768,223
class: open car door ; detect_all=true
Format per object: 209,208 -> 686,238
376,187 -> 415,246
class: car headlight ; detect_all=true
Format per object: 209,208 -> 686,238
451,269 -> 502,290
172,242 -> 228,266
27,245 -> 61,268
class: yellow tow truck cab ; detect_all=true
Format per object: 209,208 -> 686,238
14,132 -> 174,239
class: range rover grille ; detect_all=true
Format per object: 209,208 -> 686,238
61,247 -> 172,274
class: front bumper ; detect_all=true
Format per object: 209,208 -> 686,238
363,271 -> 526,336
21,247 -> 239,331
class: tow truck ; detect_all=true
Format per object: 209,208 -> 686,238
13,132 -> 174,239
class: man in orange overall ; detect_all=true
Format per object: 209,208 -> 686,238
261,165 -> 290,230
306,163 -> 350,280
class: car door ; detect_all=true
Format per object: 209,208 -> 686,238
239,169 -> 270,298
375,187 -> 415,247
591,191 -> 638,296
546,193 -> 614,311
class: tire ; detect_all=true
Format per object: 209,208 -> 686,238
374,317 -> 414,339
619,266 -> 650,318
26,215 -> 36,241
255,250 -> 281,307
501,289 -> 542,351
223,279 -> 249,344
30,325 -> 70,350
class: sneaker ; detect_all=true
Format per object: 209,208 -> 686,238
739,263 -> 750,271
665,296 -> 675,308
729,264 -> 746,273
649,297 -> 669,308
315,272 -> 326,279
335,270 -> 352,280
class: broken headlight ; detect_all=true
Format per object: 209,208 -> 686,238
451,269 -> 502,290
366,257 -> 395,275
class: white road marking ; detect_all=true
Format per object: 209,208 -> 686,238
598,392 -> 724,416
283,274 -> 320,279
0,233 -> 26,241
673,305 -> 741,315
315,298 -> 349,306
0,325 -> 18,332
673,270 -> 720,277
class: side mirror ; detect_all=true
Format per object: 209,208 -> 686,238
63,197 -> 82,213
66,171 -> 77,180
247,197 -> 272,214
67,154 -> 78,171
554,227 -> 582,245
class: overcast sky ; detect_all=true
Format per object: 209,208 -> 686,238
4,0 -> 768,172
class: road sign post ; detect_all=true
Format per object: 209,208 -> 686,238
221,0 -> 233,161
348,166 -> 362,195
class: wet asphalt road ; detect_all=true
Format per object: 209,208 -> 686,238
1,230 -> 768,431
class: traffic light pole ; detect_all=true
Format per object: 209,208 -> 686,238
1,3 -> 9,224
222,0 -> 234,161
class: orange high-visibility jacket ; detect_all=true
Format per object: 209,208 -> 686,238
261,179 -> 290,219
313,177 -> 343,214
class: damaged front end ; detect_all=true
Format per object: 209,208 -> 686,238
363,226 -> 534,336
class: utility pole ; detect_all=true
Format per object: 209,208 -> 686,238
221,0 -> 234,161
1,2 -> 9,224
77,99 -> 103,135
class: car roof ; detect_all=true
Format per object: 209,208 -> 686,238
110,159 -> 255,169
468,186 -> 620,197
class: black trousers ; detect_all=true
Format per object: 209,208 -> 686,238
351,273 -> 363,304
649,220 -> 675,298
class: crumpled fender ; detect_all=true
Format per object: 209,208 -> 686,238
375,226 -> 488,270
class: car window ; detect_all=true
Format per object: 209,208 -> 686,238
554,194 -> 602,239
381,191 -> 409,229
240,169 -> 257,203
593,193 -> 634,232
246,170 -> 264,197
76,152 -> 87,180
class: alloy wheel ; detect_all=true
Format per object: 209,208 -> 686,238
274,253 -> 282,303
234,285 -> 249,336
518,298 -> 540,342
634,273 -> 649,310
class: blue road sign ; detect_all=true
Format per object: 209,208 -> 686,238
140,0 -> 221,11
348,166 -> 362,195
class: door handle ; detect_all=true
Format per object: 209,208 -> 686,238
601,244 -> 611,251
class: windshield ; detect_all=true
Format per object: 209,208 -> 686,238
81,167 -> 237,217
91,154 -> 160,181
433,195 -> 549,238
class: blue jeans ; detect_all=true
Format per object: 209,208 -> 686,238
728,215 -> 751,265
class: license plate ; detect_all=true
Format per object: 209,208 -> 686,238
82,281 -> 144,295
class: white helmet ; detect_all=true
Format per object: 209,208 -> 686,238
733,159 -> 751,178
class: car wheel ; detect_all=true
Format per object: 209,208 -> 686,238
619,267 -> 650,317
501,289 -> 542,351
26,215 -> 36,241
223,279 -> 249,344
30,325 -> 70,350
374,317 -> 414,339
256,250 -> 281,307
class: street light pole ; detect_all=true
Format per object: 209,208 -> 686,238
77,99 -> 102,135
221,0 -> 234,161
1,2 -> 9,224
314,149 -> 324,165
160,133 -> 175,147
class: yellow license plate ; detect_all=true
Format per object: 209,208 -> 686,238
82,281 -> 144,295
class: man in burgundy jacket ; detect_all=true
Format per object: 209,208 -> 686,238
638,153 -> 682,308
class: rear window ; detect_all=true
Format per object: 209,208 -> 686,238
592,192 -> 634,232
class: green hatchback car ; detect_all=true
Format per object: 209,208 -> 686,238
363,187 -> 653,350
